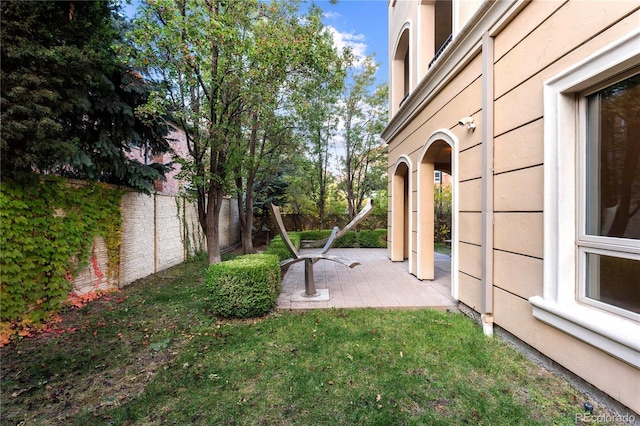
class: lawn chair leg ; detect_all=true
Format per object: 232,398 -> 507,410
304,258 -> 318,297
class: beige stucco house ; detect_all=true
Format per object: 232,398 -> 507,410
382,0 -> 639,413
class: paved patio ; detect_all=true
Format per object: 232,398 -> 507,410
276,248 -> 457,310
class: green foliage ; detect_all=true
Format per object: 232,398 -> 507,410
338,55 -> 389,220
435,184 -> 452,243
333,231 -> 358,248
265,234 -> 301,262
267,229 -> 387,255
0,1 -> 170,192
131,0 -> 343,261
356,229 -> 388,248
335,230 -> 387,248
0,177 -> 124,323
205,254 -> 281,319
298,230 -> 332,241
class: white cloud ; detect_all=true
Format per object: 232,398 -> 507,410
323,11 -> 341,20
325,26 -> 368,65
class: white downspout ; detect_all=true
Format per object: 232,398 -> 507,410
481,31 -> 494,337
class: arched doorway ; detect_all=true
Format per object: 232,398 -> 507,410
418,130 -> 458,298
391,158 -> 411,265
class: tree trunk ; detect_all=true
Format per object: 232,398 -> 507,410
235,110 -> 259,254
237,194 -> 255,254
204,182 -> 224,265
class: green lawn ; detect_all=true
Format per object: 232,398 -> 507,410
434,242 -> 451,256
0,257 -> 621,425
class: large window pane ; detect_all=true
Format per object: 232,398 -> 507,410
585,73 -> 640,239
585,253 -> 640,314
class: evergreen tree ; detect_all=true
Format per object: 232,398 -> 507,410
1,1 -> 169,192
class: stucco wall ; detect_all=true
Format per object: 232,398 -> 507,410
490,0 -> 640,413
71,236 -> 111,295
384,0 -> 640,414
73,191 -> 238,291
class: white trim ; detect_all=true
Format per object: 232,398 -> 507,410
577,248 -> 640,322
533,28 -> 640,367
382,0 -> 517,142
392,21 -> 412,57
452,0 -> 460,37
417,3 -> 427,80
530,296 -> 640,368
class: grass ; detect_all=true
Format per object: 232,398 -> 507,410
434,242 -> 451,256
0,256 -> 624,425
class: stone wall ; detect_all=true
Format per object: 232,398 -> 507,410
72,191 -> 239,292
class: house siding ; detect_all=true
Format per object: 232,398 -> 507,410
384,0 -> 640,413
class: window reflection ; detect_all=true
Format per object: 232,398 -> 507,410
586,73 -> 640,239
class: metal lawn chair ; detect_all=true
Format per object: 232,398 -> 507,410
269,199 -> 373,297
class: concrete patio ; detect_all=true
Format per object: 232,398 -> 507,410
276,248 -> 457,310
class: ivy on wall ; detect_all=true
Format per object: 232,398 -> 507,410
0,177 -> 124,323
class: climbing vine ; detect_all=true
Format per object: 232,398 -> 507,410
0,177 -> 124,326
176,195 -> 205,260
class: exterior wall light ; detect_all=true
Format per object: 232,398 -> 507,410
458,116 -> 476,130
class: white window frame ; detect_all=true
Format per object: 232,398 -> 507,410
434,170 -> 442,184
577,69 -> 640,322
529,29 -> 640,368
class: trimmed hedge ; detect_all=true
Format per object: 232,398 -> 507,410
205,254 -> 281,318
356,229 -> 388,248
267,229 -> 387,256
264,234 -> 301,262
298,230 -> 332,241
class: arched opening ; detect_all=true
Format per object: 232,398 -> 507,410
391,159 -> 410,262
392,27 -> 410,111
418,130 -> 457,298
434,0 -> 452,56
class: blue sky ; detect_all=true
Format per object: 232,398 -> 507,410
317,0 -> 389,85
122,0 -> 389,86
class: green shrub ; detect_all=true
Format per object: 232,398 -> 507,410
265,229 -> 388,257
264,242 -> 291,262
298,230 -> 332,241
334,231 -> 357,248
357,229 -> 387,248
264,233 -> 300,261
206,254 -> 281,319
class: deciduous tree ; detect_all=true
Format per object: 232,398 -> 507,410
132,0 -> 343,262
339,56 -> 388,220
231,2 -> 342,253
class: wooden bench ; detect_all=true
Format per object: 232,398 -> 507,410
270,199 -> 373,297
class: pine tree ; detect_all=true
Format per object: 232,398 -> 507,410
0,1 -> 169,192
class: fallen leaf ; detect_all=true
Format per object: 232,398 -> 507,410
11,389 -> 28,398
